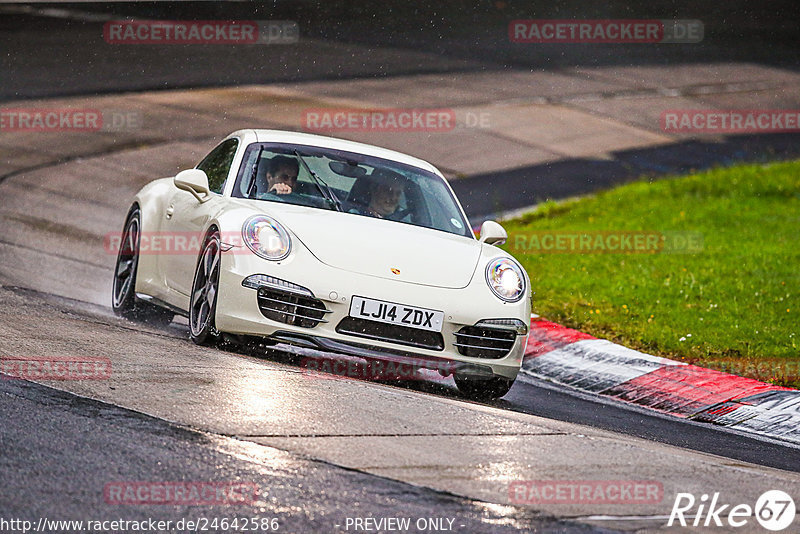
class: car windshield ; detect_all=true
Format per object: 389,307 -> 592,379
232,142 -> 473,238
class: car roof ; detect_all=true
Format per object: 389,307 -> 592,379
231,129 -> 442,176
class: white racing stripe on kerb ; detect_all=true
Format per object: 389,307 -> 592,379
732,391 -> 800,444
522,339 -> 683,393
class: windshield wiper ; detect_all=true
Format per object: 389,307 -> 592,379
293,150 -> 342,212
246,146 -> 264,199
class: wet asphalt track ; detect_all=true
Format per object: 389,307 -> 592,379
1,376 -> 597,534
2,3 -> 800,532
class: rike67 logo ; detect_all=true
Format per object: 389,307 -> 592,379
668,490 -> 796,531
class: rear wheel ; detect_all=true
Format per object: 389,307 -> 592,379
112,208 -> 174,327
454,374 -> 515,401
189,230 -> 222,345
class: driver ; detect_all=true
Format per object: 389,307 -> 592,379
264,155 -> 299,195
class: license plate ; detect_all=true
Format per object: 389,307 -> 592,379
350,296 -> 444,332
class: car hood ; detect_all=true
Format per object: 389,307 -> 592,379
266,205 -> 481,288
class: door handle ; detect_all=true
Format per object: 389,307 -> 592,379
165,205 -> 175,219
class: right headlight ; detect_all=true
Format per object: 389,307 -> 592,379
485,257 -> 526,302
242,215 -> 291,261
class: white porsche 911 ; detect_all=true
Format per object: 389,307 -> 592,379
112,129 -> 531,399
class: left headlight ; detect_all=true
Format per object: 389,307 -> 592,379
243,215 -> 291,261
485,257 -> 526,302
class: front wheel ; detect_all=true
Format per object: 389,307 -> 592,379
454,374 -> 515,401
112,208 -> 173,327
189,230 -> 222,345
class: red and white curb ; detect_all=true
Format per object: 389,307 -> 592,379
521,318 -> 800,445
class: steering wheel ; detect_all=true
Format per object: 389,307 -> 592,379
387,208 -> 413,221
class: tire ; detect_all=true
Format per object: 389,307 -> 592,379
112,207 -> 174,328
189,230 -> 222,346
454,374 -> 515,401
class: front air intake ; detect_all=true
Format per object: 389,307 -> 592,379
453,325 -> 516,359
336,317 -> 444,351
257,287 -> 331,328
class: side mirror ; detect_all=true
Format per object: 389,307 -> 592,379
479,220 -> 507,245
174,169 -> 211,203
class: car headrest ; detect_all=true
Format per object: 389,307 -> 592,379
347,176 -> 373,206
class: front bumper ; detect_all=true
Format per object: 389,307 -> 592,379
214,244 -> 530,380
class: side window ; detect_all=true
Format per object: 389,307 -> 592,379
197,138 -> 239,194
